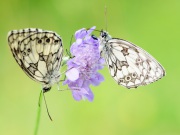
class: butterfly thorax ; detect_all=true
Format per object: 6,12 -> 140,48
42,70 -> 60,93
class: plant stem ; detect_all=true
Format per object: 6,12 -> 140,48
34,91 -> 43,135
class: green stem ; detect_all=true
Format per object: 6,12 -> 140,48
34,91 -> 43,135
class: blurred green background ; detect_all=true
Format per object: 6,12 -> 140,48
0,0 -> 179,135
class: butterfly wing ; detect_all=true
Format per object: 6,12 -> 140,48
103,38 -> 165,88
8,28 -> 63,89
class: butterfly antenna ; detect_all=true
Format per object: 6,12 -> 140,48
104,5 -> 108,31
42,91 -> 53,121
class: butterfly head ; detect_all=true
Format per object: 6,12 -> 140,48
100,30 -> 112,42
43,86 -> 51,93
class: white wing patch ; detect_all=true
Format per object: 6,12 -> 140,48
8,28 -> 63,92
100,32 -> 165,88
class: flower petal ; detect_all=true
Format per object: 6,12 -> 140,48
87,26 -> 96,35
90,73 -> 104,86
72,87 -> 88,101
76,38 -> 83,45
72,90 -> 82,101
66,68 -> 79,81
97,58 -> 105,70
85,87 -> 94,102
75,28 -> 87,39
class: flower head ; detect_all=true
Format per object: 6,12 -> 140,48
64,26 -> 105,101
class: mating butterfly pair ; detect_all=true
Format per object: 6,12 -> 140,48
7,28 -> 165,92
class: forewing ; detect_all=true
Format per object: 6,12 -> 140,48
104,38 -> 165,88
8,28 -> 63,84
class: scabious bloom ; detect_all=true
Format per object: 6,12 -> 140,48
64,26 -> 105,101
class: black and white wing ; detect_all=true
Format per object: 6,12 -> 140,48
102,38 -> 165,88
8,28 -> 63,92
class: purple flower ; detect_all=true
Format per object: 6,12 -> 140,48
64,26 -> 105,102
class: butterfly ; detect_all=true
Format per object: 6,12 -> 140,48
8,28 -> 63,93
99,30 -> 166,89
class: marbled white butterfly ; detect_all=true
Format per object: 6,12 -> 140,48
8,28 -> 63,93
99,31 -> 166,89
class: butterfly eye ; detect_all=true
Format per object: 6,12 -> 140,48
43,87 -> 51,93
101,32 -> 107,38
